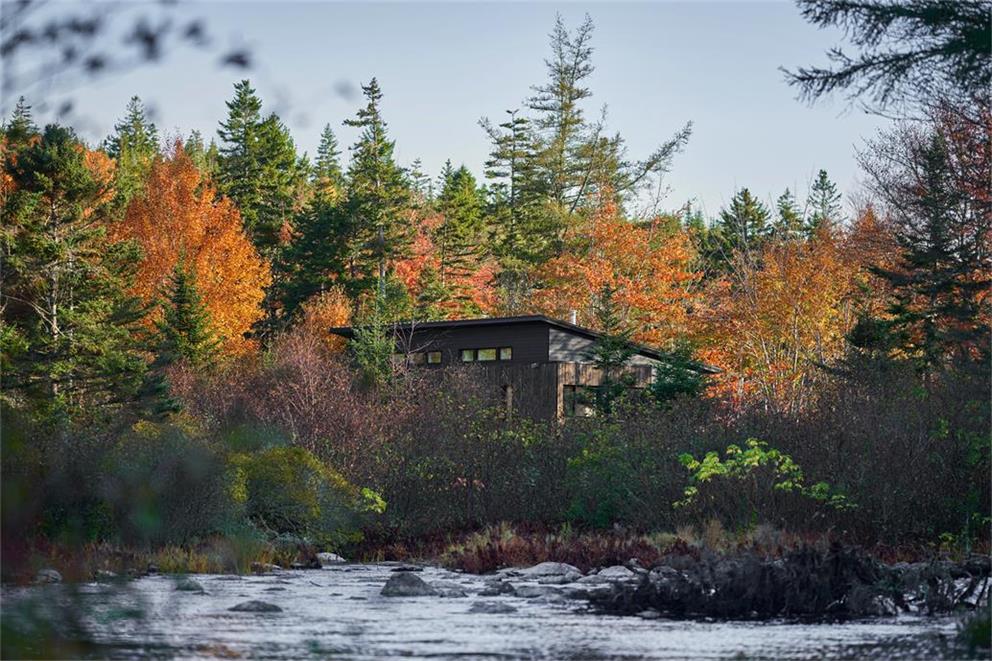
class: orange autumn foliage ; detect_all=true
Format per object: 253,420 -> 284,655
701,233 -> 855,412
394,209 -> 499,317
298,287 -> 351,352
532,201 -> 701,346
115,142 -> 270,355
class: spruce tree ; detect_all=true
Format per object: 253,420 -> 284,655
313,123 -> 344,201
435,165 -> 485,303
342,78 -> 412,301
2,96 -> 38,145
854,122 -> 991,369
2,125 -> 147,413
217,81 -> 268,246
185,130 -> 220,179
586,284 -> 636,416
805,169 -> 842,236
155,260 -> 218,366
103,96 -> 160,211
716,188 -> 770,260
773,188 -> 805,240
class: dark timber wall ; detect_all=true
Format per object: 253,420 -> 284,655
394,320 -> 550,366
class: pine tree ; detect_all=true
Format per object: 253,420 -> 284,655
527,13 -> 596,212
854,113 -> 991,369
1,125 -> 147,412
435,164 -> 485,298
185,130 -> 220,179
341,78 -> 412,301
586,284 -> 636,416
104,96 -> 159,160
805,169 -> 842,236
217,81 -> 268,247
155,260 -> 218,366
103,96 -> 159,210
313,123 -> 343,201
2,96 -> 38,145
406,158 -> 432,202
773,188 -> 805,240
716,188 -> 770,260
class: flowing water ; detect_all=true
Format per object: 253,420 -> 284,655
1,563 -> 970,659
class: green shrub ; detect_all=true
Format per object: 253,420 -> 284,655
231,446 -> 384,549
103,422 -> 237,546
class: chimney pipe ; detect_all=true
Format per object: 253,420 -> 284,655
569,309 -> 577,325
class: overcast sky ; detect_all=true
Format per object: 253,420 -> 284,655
15,1 -> 892,218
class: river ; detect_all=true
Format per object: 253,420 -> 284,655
1,563 -> 969,659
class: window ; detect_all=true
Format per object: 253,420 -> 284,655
460,349 -> 475,362
409,352 -> 426,365
427,351 -> 442,365
499,347 -> 512,361
477,348 -> 497,362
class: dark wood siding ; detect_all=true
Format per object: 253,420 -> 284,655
394,321 -> 550,366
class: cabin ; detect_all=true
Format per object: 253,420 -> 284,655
329,315 -> 718,420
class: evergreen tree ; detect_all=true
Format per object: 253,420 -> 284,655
773,188 -> 805,240
716,188 -> 770,260
184,130 -> 220,180
217,80 -> 304,257
104,96 -> 159,160
274,197 -> 349,322
155,260 -> 219,367
586,284 -> 636,416
341,78 -> 412,301
854,116 -> 991,369
406,158 -> 433,202
805,169 -> 842,236
1,125 -> 147,413
218,80 -> 265,229
313,123 -> 344,201
2,96 -> 38,145
650,340 -> 710,405
435,164 -> 485,300
103,96 -> 159,210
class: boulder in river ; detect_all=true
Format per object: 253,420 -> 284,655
317,552 -> 346,566
469,601 -> 518,614
432,580 -> 469,598
229,600 -> 282,613
175,577 -> 206,593
381,572 -> 439,597
33,568 -> 62,584
510,562 -> 582,578
578,565 -> 638,584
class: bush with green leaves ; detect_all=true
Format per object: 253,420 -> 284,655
230,446 -> 384,549
677,438 -> 853,529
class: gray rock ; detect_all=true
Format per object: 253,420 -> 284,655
33,568 -> 62,584
317,552 -> 346,566
469,601 -> 518,614
537,571 -> 582,584
381,571 -> 439,597
514,584 -> 562,599
390,565 -> 424,572
512,562 -> 582,578
94,569 -> 118,582
432,580 -> 469,598
578,565 -> 638,584
478,580 -> 516,597
229,600 -> 282,612
175,577 -> 205,593
637,609 -> 662,619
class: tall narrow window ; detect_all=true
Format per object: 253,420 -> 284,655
499,347 -> 512,361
